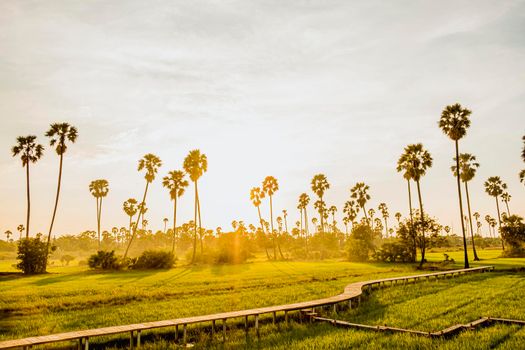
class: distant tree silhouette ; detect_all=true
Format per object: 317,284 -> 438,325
399,143 -> 432,266
378,203 -> 389,238
501,192 -> 511,216
262,176 -> 279,259
397,151 -> 416,244
183,150 -> 207,263
123,198 -> 138,241
328,205 -> 337,232
163,170 -> 188,254
124,153 -> 162,259
5,230 -> 13,242
250,186 -> 270,259
17,224 -> 25,241
298,193 -> 311,255
520,135 -> 525,184
282,209 -> 288,234
311,174 -> 330,231
12,135 -> 44,238
89,179 -> 109,249
484,176 -> 507,250
451,153 -> 480,261
439,103 -> 472,268
350,182 -> 370,222
394,212 -> 402,226
343,200 -> 358,230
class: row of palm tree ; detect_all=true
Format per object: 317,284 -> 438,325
12,123 -> 78,267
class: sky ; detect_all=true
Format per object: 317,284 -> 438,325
1,0 -> 524,238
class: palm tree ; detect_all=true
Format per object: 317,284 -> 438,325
520,169 -> 525,186
328,205 -> 337,232
397,152 -> 416,240
394,212 -> 402,226
501,192 -> 511,216
45,123 -> 78,255
163,170 -> 189,254
378,203 -> 389,238
439,103 -> 472,268
350,182 -> 370,222
473,212 -> 481,236
124,154 -> 162,259
183,150 -> 207,262
5,230 -> 13,242
123,198 -> 138,239
88,179 -> 109,249
400,143 -> 433,266
484,215 -> 492,237
451,153 -> 480,261
282,210 -> 288,233
298,193 -> 310,255
343,200 -> 358,230
17,224 -> 25,241
520,135 -> 525,184
484,176 -> 507,250
311,174 -> 330,231
12,136 -> 44,239
163,218 -> 169,233
250,187 -> 270,259
262,176 -> 279,260
312,217 -> 318,233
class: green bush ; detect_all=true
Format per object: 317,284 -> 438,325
88,250 -> 121,270
16,237 -> 54,274
374,241 -> 414,263
347,238 -> 370,262
132,250 -> 175,269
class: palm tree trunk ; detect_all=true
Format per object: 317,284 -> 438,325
362,204 -> 368,222
123,182 -> 149,260
270,195 -> 276,260
495,196 -> 505,250
171,196 -> 177,254
319,196 -> 324,231
416,180 -> 426,267
95,197 -> 100,249
257,206 -> 270,260
464,182 -> 479,261
99,197 -> 104,249
191,181 -> 198,263
304,208 -> 309,257
46,153 -> 64,265
454,140 -> 469,269
504,201 -> 511,216
284,216 -> 288,234
384,218 -> 388,238
197,189 -> 203,254
25,162 -> 30,239
407,179 -> 416,261
299,208 -> 303,249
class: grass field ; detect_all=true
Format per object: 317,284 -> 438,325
1,248 -> 524,349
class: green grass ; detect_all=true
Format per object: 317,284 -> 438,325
1,249 -> 524,349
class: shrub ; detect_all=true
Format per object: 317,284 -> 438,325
16,237 -> 54,274
501,215 -> 525,257
60,254 -> 75,266
132,250 -> 176,269
374,241 -> 414,263
88,250 -> 121,270
347,238 -> 370,262
347,222 -> 377,262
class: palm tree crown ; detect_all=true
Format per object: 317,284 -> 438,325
183,150 -> 208,182
451,153 -> 479,182
484,176 -> 507,197
89,179 -> 109,199
250,187 -> 265,207
45,123 -> 78,155
311,174 -> 329,198
163,170 -> 189,200
438,103 -> 472,141
262,176 -> 279,196
139,153 -> 163,183
350,182 -> 370,210
399,144 -> 433,181
12,136 -> 44,165
123,198 -> 138,218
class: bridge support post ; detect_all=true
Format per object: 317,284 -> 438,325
245,316 -> 248,332
183,324 -> 187,345
222,319 -> 227,342
255,314 -> 260,338
130,332 -> 134,349
285,311 -> 288,325
175,325 -> 178,341
137,330 -> 141,348
84,337 -> 89,350
272,311 -> 276,324
212,320 -> 216,336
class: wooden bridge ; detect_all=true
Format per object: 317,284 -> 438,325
0,265 -> 494,349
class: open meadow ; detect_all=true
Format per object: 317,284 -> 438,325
1,249 -> 524,349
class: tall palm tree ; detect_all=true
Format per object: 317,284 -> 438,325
343,200 -> 358,229
298,193 -> 310,255
350,182 -> 370,222
163,170 -> 188,254
311,174 -> 330,231
378,203 -> 389,238
250,187 -> 270,259
312,217 -> 318,233
124,153 -> 162,259
484,215 -> 493,238
401,143 -> 433,266
397,152 -> 416,240
123,198 -> 138,238
183,150 -> 207,262
439,103 -> 472,268
328,205 -> 337,232
520,135 -> 525,184
12,136 -> 44,239
282,210 -> 288,233
17,224 -> 25,241
451,153 -> 480,261
5,230 -> 13,242
45,123 -> 78,255
473,212 -> 481,236
501,192 -> 511,216
262,176 -> 279,260
484,176 -> 507,250
88,179 -> 109,249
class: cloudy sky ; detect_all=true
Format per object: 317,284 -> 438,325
1,0 -> 524,237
